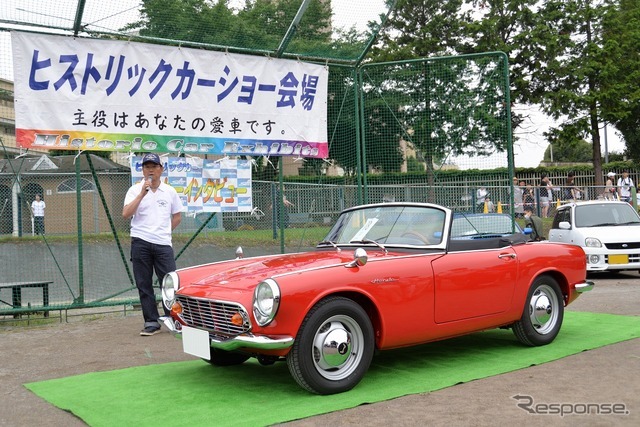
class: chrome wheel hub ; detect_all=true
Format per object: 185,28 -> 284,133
311,315 -> 363,380
529,284 -> 559,334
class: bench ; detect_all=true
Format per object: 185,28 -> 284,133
0,281 -> 52,318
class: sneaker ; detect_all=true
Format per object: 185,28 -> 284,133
140,326 -> 161,336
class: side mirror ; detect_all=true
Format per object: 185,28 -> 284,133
559,221 -> 571,230
346,247 -> 368,268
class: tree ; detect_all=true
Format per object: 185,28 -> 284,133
374,0 -> 635,184
373,0 -> 468,60
370,1 -> 510,181
523,0 -> 615,185
598,0 -> 640,161
542,125 -> 593,162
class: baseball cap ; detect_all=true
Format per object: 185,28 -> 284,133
142,153 -> 162,165
607,172 -> 616,177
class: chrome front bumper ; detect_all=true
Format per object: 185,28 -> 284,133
575,281 -> 595,293
160,316 -> 294,351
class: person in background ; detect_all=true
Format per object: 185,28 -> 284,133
605,172 -> 617,200
31,194 -> 46,234
563,172 -> 581,202
123,153 -> 184,336
271,187 -> 295,228
513,178 -> 524,218
523,182 -> 535,211
484,195 -> 495,213
617,170 -> 634,203
539,173 -> 553,217
524,205 -> 544,241
476,186 -> 488,211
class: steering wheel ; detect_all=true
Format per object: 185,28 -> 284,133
401,231 -> 431,244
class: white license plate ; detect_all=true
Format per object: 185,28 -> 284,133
182,326 -> 211,360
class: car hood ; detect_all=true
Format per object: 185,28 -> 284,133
575,225 -> 640,241
177,249 -> 372,292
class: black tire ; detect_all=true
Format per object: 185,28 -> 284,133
287,296 -> 375,395
512,275 -> 564,346
205,348 -> 250,366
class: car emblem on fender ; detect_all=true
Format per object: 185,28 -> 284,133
371,278 -> 398,284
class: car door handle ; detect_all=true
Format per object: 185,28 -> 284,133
498,253 -> 516,259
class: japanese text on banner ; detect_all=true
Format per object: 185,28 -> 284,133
13,31 -> 328,158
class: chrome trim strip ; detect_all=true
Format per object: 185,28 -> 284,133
575,281 -> 595,293
206,334 -> 294,351
161,317 -> 294,350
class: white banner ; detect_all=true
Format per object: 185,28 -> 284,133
130,156 -> 252,212
13,31 -> 328,158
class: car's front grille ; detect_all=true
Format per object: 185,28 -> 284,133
176,295 -> 250,336
605,242 -> 640,250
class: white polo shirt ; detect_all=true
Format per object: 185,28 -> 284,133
124,181 -> 184,246
31,200 -> 45,217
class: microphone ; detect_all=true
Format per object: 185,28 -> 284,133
145,177 -> 152,191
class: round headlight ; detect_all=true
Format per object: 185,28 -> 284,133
585,237 -> 602,248
162,271 -> 179,310
253,279 -> 280,326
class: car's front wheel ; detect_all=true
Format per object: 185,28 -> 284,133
512,275 -> 564,346
287,296 -> 374,395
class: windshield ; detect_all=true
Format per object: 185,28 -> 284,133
575,203 -> 640,227
322,205 -> 446,246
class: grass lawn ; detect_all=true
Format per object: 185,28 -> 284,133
0,226 -> 332,248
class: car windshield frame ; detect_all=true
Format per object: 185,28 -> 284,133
320,204 -> 449,248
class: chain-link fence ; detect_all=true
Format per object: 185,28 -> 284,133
0,1 -> 520,317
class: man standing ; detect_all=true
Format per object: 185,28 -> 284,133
617,170 -> 634,203
123,153 -> 184,336
31,194 -> 46,234
524,206 -> 544,241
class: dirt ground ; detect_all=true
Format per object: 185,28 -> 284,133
1,271 -> 639,427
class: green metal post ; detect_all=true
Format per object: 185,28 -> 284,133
279,165 -> 285,253
75,156 -> 84,304
353,68 -> 364,205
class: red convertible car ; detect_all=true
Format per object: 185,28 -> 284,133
161,203 -> 593,395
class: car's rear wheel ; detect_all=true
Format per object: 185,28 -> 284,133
205,348 -> 250,366
513,275 -> 564,346
287,296 -> 374,395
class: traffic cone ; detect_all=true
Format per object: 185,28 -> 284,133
497,202 -> 502,213
556,198 -> 561,208
483,200 -> 489,213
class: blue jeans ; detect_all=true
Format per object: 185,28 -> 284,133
130,237 -> 176,327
